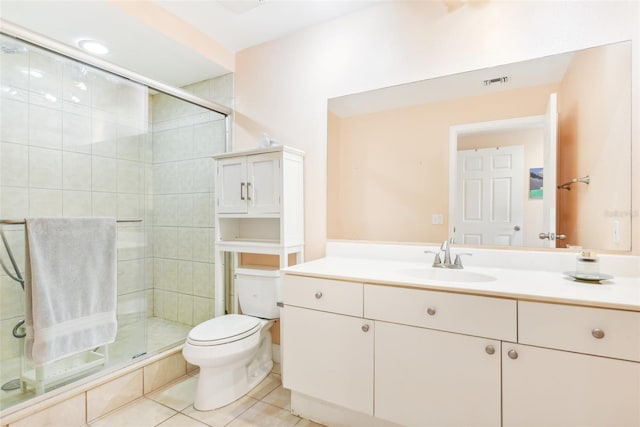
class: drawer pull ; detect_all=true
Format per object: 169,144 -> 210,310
427,307 -> 437,316
362,324 -> 370,333
508,349 -> 518,360
485,345 -> 495,355
315,291 -> 323,299
592,328 -> 605,339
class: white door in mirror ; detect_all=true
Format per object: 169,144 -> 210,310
455,145 -> 524,246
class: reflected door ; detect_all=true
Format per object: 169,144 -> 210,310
455,146 -> 524,246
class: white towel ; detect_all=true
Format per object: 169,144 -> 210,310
24,217 -> 118,366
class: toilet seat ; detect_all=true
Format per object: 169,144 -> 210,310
187,314 -> 261,346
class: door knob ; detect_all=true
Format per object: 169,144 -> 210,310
556,234 -> 567,240
538,232 -> 555,240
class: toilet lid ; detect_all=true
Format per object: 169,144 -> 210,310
187,314 -> 261,346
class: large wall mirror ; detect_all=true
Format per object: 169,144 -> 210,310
327,41 -> 631,251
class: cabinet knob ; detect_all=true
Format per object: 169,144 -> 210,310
315,291 -> 323,299
592,328 -> 605,339
427,307 -> 437,316
507,349 -> 518,360
485,345 -> 495,355
362,324 -> 370,333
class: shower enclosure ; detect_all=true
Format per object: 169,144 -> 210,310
0,33 -> 232,410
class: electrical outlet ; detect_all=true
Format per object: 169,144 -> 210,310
432,214 -> 443,225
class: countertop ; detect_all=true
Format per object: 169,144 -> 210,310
283,257 -> 640,311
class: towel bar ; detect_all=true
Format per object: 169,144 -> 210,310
557,175 -> 590,190
0,219 -> 142,225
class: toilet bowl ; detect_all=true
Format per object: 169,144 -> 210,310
182,267 -> 281,411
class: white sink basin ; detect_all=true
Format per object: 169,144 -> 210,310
400,267 -> 496,283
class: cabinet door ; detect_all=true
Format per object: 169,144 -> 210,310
247,153 -> 281,214
503,343 -> 640,427
217,157 -> 247,214
282,305 -> 374,415
375,321 -> 501,427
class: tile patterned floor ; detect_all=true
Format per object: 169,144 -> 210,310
88,365 -> 325,427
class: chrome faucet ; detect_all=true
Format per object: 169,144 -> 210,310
424,240 -> 471,269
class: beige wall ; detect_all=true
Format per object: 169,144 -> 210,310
327,85 -> 554,244
234,1 -> 640,259
557,42 -> 632,251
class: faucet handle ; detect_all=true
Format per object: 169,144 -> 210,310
453,253 -> 472,268
424,250 -> 442,266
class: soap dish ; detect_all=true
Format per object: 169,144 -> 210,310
563,271 -> 614,283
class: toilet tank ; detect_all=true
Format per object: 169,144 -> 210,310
235,266 -> 282,319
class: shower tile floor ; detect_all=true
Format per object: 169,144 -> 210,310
90,364 -> 325,427
0,317 -> 192,411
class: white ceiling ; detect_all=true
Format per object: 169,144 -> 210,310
153,0 -> 380,53
0,0 -> 377,88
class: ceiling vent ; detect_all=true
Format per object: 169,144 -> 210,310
484,76 -> 509,86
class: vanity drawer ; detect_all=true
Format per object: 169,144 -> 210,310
518,301 -> 640,362
364,284 -> 517,341
283,275 -> 363,317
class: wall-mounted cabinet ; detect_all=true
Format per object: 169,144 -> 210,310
213,146 -> 304,316
217,152 -> 282,215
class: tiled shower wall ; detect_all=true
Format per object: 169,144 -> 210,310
0,37 -> 149,362
0,33 -> 234,369
150,75 -> 231,326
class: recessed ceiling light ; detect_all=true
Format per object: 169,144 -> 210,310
78,39 -> 109,55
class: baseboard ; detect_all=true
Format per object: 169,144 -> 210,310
290,391 -> 400,427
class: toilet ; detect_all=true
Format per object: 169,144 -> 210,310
183,267 -> 281,411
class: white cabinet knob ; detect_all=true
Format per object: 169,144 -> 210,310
485,345 -> 495,355
592,328 -> 605,339
508,349 -> 518,360
315,291 -> 323,299
427,307 -> 436,316
362,324 -> 370,333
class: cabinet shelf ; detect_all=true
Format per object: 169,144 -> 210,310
217,213 -> 281,219
216,239 -> 304,254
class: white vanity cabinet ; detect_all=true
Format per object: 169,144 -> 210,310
375,321 -> 501,426
282,269 -> 640,427
502,343 -> 640,427
503,301 -> 640,427
216,151 -> 281,215
367,285 -> 514,426
282,276 -> 374,415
